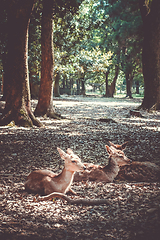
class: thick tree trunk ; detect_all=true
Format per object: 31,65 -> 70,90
34,0 -> 60,118
0,0 -> 41,127
0,52 -> 8,101
139,0 -> 160,110
54,71 -> 60,97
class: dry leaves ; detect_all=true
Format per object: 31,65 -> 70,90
0,96 -> 160,240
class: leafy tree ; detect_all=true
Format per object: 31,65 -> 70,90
139,0 -> 160,110
28,1 -> 42,87
0,0 -> 84,126
0,0 -> 42,127
89,0 -> 143,97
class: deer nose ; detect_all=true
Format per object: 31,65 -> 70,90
83,166 -> 86,170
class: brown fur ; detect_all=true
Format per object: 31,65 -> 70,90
74,144 -> 131,182
116,161 -> 160,182
74,142 -> 160,183
25,148 -> 85,195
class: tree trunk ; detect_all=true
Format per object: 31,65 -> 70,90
81,80 -> 86,95
0,0 -> 42,127
34,0 -> 60,118
54,71 -> 60,97
105,66 -> 118,98
139,0 -> 160,110
104,70 -> 110,97
0,52 -> 8,101
136,81 -> 140,94
125,73 -> 133,98
109,65 -> 119,97
77,79 -> 80,95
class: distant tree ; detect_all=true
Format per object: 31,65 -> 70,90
90,0 -> 143,97
54,70 -> 60,97
28,0 -> 42,89
105,65 -> 119,97
139,0 -> 160,110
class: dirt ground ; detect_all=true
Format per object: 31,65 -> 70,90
0,96 -> 160,240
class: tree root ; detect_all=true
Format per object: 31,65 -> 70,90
29,111 -> 43,127
0,106 -> 43,127
34,108 -> 63,120
0,109 -> 15,126
46,111 -> 63,119
35,192 -> 110,205
138,101 -> 160,111
130,110 -> 144,118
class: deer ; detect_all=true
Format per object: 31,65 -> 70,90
73,141 -> 160,183
108,141 -> 160,182
25,147 -> 86,196
74,142 -> 131,182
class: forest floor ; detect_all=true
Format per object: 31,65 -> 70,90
0,95 -> 160,240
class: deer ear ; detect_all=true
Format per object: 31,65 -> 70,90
67,148 -> 74,155
121,142 -> 128,150
105,145 -> 112,154
57,147 -> 67,160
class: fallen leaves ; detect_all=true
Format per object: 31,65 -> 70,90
0,96 -> 160,239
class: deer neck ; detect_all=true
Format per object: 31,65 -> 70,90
58,167 -> 75,193
103,156 -> 120,181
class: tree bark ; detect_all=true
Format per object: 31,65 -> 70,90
0,52 -> 8,101
54,71 -> 60,97
80,72 -> 86,95
125,73 -> 133,98
136,81 -> 140,94
105,66 -> 119,98
109,65 -> 119,97
0,0 -> 42,127
104,70 -> 110,97
139,0 -> 160,110
77,79 -> 80,95
34,0 -> 60,118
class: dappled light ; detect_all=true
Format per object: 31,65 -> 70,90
1,0 -> 160,239
0,97 -> 160,239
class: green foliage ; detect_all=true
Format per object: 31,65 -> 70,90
0,0 -> 144,96
54,0 -> 143,95
28,1 -> 42,84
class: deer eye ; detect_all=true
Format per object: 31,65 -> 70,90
72,160 -> 76,163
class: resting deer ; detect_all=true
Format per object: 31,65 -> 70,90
74,141 -> 160,183
74,143 -> 131,182
25,147 -> 86,195
108,141 -> 160,182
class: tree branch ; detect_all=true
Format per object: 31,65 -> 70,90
35,192 -> 110,206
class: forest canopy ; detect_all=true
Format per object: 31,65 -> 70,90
0,0 -> 160,126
